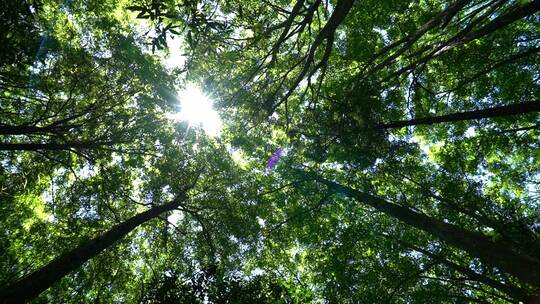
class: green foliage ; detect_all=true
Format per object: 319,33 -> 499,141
1,0 -> 539,303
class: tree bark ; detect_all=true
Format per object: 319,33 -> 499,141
438,0 -> 540,53
394,238 -> 530,302
366,0 -> 473,75
0,124 -> 77,136
0,197 -> 185,303
0,141 -> 114,151
385,0 -> 540,80
378,101 -> 540,129
302,171 -> 540,287
270,0 -> 355,113
0,125 -> 54,135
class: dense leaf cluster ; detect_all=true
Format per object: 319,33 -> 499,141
0,0 -> 539,303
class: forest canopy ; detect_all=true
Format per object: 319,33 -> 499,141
0,0 -> 539,303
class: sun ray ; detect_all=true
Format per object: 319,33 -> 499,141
167,84 -> 221,136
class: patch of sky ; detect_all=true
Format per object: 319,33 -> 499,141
410,135 -> 433,157
464,126 -> 476,138
75,204 -> 99,220
338,28 -> 347,40
326,1 -> 334,14
250,268 -> 265,277
320,161 -> 344,171
167,210 -> 184,226
161,185 -> 174,201
228,144 -> 248,167
256,216 -> 266,228
373,27 -> 390,45
164,35 -> 186,70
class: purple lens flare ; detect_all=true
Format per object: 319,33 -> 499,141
267,148 -> 283,169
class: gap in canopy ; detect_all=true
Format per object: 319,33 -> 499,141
167,83 -> 222,137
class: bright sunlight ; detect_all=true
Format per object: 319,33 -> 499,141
168,84 -> 222,136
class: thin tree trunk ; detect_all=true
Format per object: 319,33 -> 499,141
0,141 -> 114,151
0,197 -> 185,303
448,47 -> 540,93
378,101 -> 540,129
439,0 -> 540,53
394,238 -> 530,301
0,124 -> 76,136
0,125 -> 52,135
271,0 -> 355,113
384,0 -> 540,80
301,171 -> 540,287
394,172 -> 540,259
366,0 -> 473,75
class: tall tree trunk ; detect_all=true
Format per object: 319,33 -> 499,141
440,0 -> 540,52
0,141 -> 113,151
0,125 -> 53,135
0,198 -> 185,303
385,0 -> 540,80
301,171 -> 540,287
0,124 -> 75,136
366,0 -> 473,75
378,101 -> 540,129
393,238 -> 530,302
271,0 -> 355,113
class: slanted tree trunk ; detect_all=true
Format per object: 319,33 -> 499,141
378,101 -> 540,129
0,197 -> 186,303
0,125 -> 56,135
441,0 -> 540,52
0,141 -> 114,151
270,0 -> 355,113
384,0 -> 540,80
301,170 -> 540,287
393,237 -> 530,302
366,0 -> 473,75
